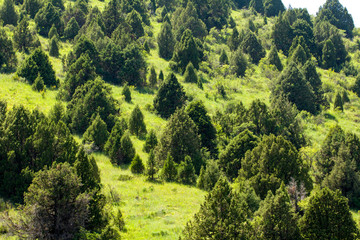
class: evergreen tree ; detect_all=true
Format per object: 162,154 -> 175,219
161,153 -> 177,181
241,31 -> 265,64
342,90 -> 350,103
122,84 -> 131,103
302,60 -> 324,110
333,92 -> 343,111
292,19 -> 315,54
130,154 -> 145,174
289,45 -> 308,66
219,129 -> 258,180
49,102 -> 64,124
272,14 -> 293,56
155,108 -> 203,173
264,0 -> 285,17
126,10 -> 144,39
17,48 -> 58,87
299,187 -> 358,239
219,49 -> 229,65
153,73 -> 186,118
32,73 -> 45,92
322,39 -> 337,70
34,2 -> 62,36
128,105 -> 147,137
48,24 -> 59,39
0,0 -> 18,26
158,70 -> 164,81
177,156 -> 196,185
102,0 -> 122,36
196,160 -> 221,191
143,129 -> 158,153
49,36 -> 59,57
181,177 -> 251,239
146,150 -> 157,180
157,22 -> 175,60
24,0 -> 42,19
171,29 -> 200,73
148,66 -> 157,87
255,184 -> 301,239
83,114 -> 109,151
267,45 -> 283,71
231,48 -> 247,77
119,132 -> 135,165
228,27 -> 240,51
274,62 -> 317,114
183,62 -> 198,83
13,16 -> 34,52
0,27 -> 17,70
288,36 -> 311,61
249,0 -> 264,14
64,17 -> 80,40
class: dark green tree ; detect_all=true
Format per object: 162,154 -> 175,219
24,0 -> 42,18
219,49 -> 229,65
228,27 -> 241,51
102,0 -> 122,36
292,19 -> 315,54
264,0 -> 285,17
288,36 -> 311,61
118,132 -> 135,165
49,102 -> 64,124
302,60 -> 324,110
0,0 -> 18,26
148,66 -> 157,86
353,75 -> 360,97
177,155 -> 196,185
272,13 -> 293,56
34,3 -> 62,36
143,129 -> 158,153
13,16 -> 34,52
155,108 -> 202,173
249,0 -> 264,14
342,90 -> 350,103
183,62 -> 198,83
153,73 -> 186,118
0,27 -> 17,70
126,9 -> 144,39
231,48 -> 247,77
267,45 -> 283,71
157,22 -> 175,60
49,36 -> 59,57
322,39 -> 337,70
196,160 -> 221,191
128,105 -> 147,137
122,84 -> 131,103
333,92 -> 343,111
289,45 -> 308,66
146,150 -> 157,180
299,187 -> 358,240
32,73 -> 45,92
64,17 -> 80,40
48,24 -> 59,39
161,153 -> 177,181
130,154 -> 145,174
17,48 -> 58,87
241,31 -> 265,64
83,114 -> 109,150
158,70 -> 164,81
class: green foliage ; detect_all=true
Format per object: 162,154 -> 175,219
32,73 -> 45,92
181,177 -> 251,239
17,48 -> 58,87
274,62 -> 317,114
161,153 -> 177,181
302,60 -> 324,111
289,45 -> 308,66
130,154 -> 145,174
264,0 -> 285,17
0,0 -> 18,26
146,150 -> 157,180
272,14 -> 293,56
241,31 -> 265,64
333,92 -> 343,111
228,27 -> 241,51
249,0 -> 263,14
129,105 -> 147,137
322,39 -> 337,70
83,114 -> 109,150
148,66 -> 157,86
219,49 -> 229,65
157,22 -> 175,60
255,184 -> 301,239
299,187 -> 358,239
288,36 -> 311,61
119,132 -> 135,165
155,108 -> 203,173
0,27 -> 17,70
48,24 -> 59,39
49,36 -> 59,57
231,48 -> 247,77
13,16 -> 34,52
64,17 -> 80,40
158,70 -> 164,81
171,29 -> 200,73
126,10 -> 144,39
240,134 -> 311,199
353,74 -> 360,97
102,0 -> 122,36
197,160 -> 221,191
292,19 -> 315,54
143,129 -> 158,153
49,102 -> 64,124
267,45 -> 283,71
24,0 -> 42,18
153,73 -> 186,118
122,84 -> 131,102
177,156 -> 196,185
34,2 -> 62,36
104,121 -> 123,162
183,62 -> 198,83
219,129 -> 258,180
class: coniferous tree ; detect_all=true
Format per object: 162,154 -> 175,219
146,150 -> 157,180
231,48 -> 247,77
183,62 -> 198,83
64,17 -> 80,40
249,0 -> 264,14
322,39 -> 337,70
13,16 -> 34,52
264,0 -> 285,17
228,27 -> 240,51
0,27 -> 17,70
24,0 -> 42,18
153,73 -> 186,118
83,114 -> 109,150
161,153 -> 177,181
34,3 -> 62,36
122,84 -> 131,103
143,129 -> 158,153
157,22 -> 175,60
342,90 -> 350,103
288,36 -> 311,60
267,45 -> 283,71
48,24 -> 59,39
333,92 -> 343,111
102,0 -> 122,36
353,75 -> 360,97
49,36 -> 59,57
130,154 -> 145,174
32,73 -> 45,92
148,66 -> 157,87
219,49 -> 229,65
241,31 -> 265,64
119,132 -> 135,165
0,0 -> 18,26
302,60 -> 324,110
289,45 -> 308,66
158,70 -> 164,82
293,19 -> 315,53
177,156 -> 196,185
17,48 -> 58,87
196,160 -> 221,191
143,40 -> 150,53
128,105 -> 147,137
49,102 -> 64,124
126,10 -> 144,39
299,187 -> 358,239
272,13 -> 293,56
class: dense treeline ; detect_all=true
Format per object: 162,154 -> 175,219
0,0 -> 360,238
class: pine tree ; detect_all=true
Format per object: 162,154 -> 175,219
299,187 -> 358,239
267,45 -> 283,71
126,10 -> 144,39
177,156 -> 196,185
196,160 -> 221,191
49,102 -> 64,124
0,0 -> 18,26
0,27 -> 17,70
272,14 -> 294,56
32,73 -> 45,92
119,132 -> 135,164
249,0 -> 264,14
122,84 -> 131,103
48,24 -> 59,39
302,60 -> 324,110
143,129 -> 158,153
157,22 -> 175,60
130,154 -> 145,174
146,150 -> 157,180
102,0 -> 122,36
228,27 -> 240,51
34,3 -> 62,36
219,49 -> 229,65
13,16 -> 34,52
342,90 -> 350,103
128,105 -> 147,137
322,39 -> 337,70
153,73 -> 186,118
184,62 -> 198,83
289,45 -> 307,66
333,92 -> 343,111
231,48 -> 247,77
64,17 -> 80,40
293,19 -> 315,54
49,36 -> 59,57
143,40 -> 150,53
148,66 -> 157,87
264,0 -> 285,17
24,0 -> 42,18
288,36 -> 311,60
161,153 -> 177,181
158,70 -> 164,81
83,114 -> 109,150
